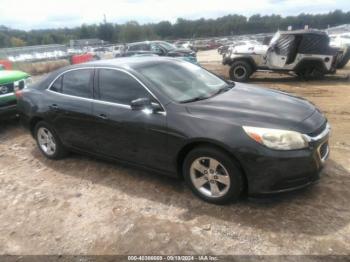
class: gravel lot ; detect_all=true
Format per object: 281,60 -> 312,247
0,50 -> 350,255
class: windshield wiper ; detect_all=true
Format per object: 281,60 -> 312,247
180,95 -> 211,103
208,84 -> 234,98
180,84 -> 234,104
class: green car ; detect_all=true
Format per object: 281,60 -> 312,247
0,69 -> 31,119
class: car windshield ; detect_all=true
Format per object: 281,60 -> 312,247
137,61 -> 232,103
157,42 -> 176,51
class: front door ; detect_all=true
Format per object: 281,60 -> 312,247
267,34 -> 295,68
92,68 -> 169,171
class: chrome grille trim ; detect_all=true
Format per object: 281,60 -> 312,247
318,141 -> 330,162
303,123 -> 331,143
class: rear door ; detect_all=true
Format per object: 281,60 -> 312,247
47,68 -> 97,151
91,68 -> 169,171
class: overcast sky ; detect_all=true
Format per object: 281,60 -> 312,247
0,0 -> 348,30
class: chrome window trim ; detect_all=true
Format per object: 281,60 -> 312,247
46,89 -> 132,109
46,66 -> 166,115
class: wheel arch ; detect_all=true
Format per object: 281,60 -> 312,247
229,56 -> 257,70
294,58 -> 328,73
176,139 -> 249,193
29,116 -> 44,137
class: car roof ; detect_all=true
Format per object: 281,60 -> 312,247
35,57 -> 185,92
78,56 -> 181,71
278,29 -> 328,36
127,40 -> 167,46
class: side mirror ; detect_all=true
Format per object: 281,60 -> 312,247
130,98 -> 152,110
130,98 -> 163,113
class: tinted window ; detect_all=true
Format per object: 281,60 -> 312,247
50,76 -> 62,92
98,69 -> 150,104
62,69 -> 92,98
128,44 -> 149,51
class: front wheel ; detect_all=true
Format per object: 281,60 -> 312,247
229,61 -> 253,82
183,146 -> 244,204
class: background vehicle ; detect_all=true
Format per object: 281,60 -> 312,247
174,40 -> 195,50
17,57 -> 329,204
193,40 -> 220,51
224,30 -> 341,81
120,41 -> 197,64
220,40 -> 262,63
0,69 -> 30,119
329,33 -> 350,68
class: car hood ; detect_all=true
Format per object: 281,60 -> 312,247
0,70 -> 29,85
232,44 -> 268,55
185,83 -> 323,134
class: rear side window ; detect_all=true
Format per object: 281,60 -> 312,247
61,69 -> 92,98
50,76 -> 62,92
98,69 -> 150,105
128,44 -> 149,51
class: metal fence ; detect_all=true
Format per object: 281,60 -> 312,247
0,44 -> 68,60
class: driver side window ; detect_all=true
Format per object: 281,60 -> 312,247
97,69 -> 150,105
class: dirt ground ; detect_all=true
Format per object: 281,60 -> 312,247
0,50 -> 350,255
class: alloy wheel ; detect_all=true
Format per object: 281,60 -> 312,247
190,157 -> 231,198
37,127 -> 56,156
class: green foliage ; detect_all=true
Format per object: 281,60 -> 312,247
0,10 -> 349,48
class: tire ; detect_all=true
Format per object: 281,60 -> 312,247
337,49 -> 350,69
229,60 -> 253,82
296,63 -> 325,80
34,121 -> 67,160
183,146 -> 244,204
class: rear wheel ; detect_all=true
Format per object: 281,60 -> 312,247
296,63 -> 325,80
337,48 -> 350,69
34,121 -> 67,159
183,146 -> 243,204
229,61 -> 253,82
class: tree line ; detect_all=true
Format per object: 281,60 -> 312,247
0,10 -> 349,48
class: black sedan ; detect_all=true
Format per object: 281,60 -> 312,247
119,41 -> 197,64
17,57 -> 330,204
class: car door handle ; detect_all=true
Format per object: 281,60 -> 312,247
98,114 -> 108,120
49,104 -> 59,111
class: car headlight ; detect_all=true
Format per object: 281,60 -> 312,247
243,126 -> 308,150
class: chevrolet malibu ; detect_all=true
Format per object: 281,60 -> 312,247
17,57 -> 330,204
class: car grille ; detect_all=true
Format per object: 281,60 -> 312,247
308,121 -> 327,137
0,83 -> 14,95
318,141 -> 329,162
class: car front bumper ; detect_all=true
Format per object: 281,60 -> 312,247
238,123 -> 330,195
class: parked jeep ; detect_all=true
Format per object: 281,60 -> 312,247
0,69 -> 31,119
223,30 -> 341,82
